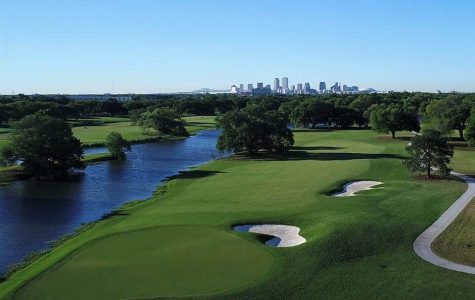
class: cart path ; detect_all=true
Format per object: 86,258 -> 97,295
413,171 -> 475,275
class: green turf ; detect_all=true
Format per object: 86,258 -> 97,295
72,116 -> 215,146
14,226 -> 273,299
431,147 -> 475,266
2,129 -> 474,299
432,199 -> 475,266
72,121 -> 148,145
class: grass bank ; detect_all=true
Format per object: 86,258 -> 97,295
73,115 -> 216,147
1,129 -> 474,299
432,147 -> 475,266
0,116 -> 216,185
0,116 -> 216,149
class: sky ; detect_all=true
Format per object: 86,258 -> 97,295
0,0 -> 474,94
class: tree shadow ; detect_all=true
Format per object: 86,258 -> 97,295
247,151 -> 405,162
165,170 -> 226,181
292,146 -> 346,151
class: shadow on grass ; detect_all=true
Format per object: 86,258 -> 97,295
246,151 -> 405,162
292,146 -> 346,151
166,170 -> 226,181
101,210 -> 129,220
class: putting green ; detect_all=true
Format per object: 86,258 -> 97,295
14,226 -> 273,300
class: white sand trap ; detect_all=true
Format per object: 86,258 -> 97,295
234,224 -> 306,247
332,181 -> 383,197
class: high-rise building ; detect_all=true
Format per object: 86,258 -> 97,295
304,82 -> 311,94
257,82 -> 264,89
239,84 -> 244,92
319,82 -> 326,92
291,85 -> 295,93
296,83 -> 303,94
248,84 -> 253,92
282,77 -> 289,93
273,78 -> 280,93
230,85 -> 239,94
331,82 -> 341,93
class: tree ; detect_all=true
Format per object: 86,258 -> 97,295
369,104 -> 420,139
465,110 -> 475,146
331,106 -> 361,128
138,108 -> 188,136
2,113 -> 83,178
290,100 -> 332,128
216,105 -> 294,154
403,129 -> 454,179
106,132 -> 131,160
423,95 -> 471,140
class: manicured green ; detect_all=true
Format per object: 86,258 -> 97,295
15,227 -> 273,299
2,129 -> 474,299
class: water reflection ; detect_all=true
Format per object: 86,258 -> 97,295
0,130 -> 226,274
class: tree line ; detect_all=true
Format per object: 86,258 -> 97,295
1,92 -> 475,179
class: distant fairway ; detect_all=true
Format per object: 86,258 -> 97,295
0,116 -> 216,148
14,226 -> 273,300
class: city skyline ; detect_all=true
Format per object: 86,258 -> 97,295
1,0 -> 474,94
231,77 -> 370,95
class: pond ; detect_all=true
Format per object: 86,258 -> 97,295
0,130 -> 226,274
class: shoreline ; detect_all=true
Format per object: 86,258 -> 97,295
0,129 -> 225,287
0,130 -> 205,186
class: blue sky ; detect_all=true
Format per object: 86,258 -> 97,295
0,0 -> 474,94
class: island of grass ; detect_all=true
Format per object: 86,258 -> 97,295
1,129 -> 475,299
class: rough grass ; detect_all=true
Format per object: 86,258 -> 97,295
431,147 -> 475,266
1,129 -> 474,299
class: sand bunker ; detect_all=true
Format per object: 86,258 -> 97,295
234,224 -> 306,247
332,181 -> 383,197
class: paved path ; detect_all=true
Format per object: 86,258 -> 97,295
413,171 -> 475,275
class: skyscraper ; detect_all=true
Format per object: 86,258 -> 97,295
257,82 -> 264,89
239,84 -> 244,92
273,78 -> 280,93
282,77 -> 289,93
319,82 -> 326,93
296,83 -> 303,94
304,82 -> 311,94
248,84 -> 253,92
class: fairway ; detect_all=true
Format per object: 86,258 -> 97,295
2,129 -> 475,299
72,116 -> 216,146
14,227 -> 273,300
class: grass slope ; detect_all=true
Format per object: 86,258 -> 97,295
1,129 -> 474,299
432,147 -> 475,266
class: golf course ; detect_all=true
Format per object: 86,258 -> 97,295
1,127 -> 474,299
